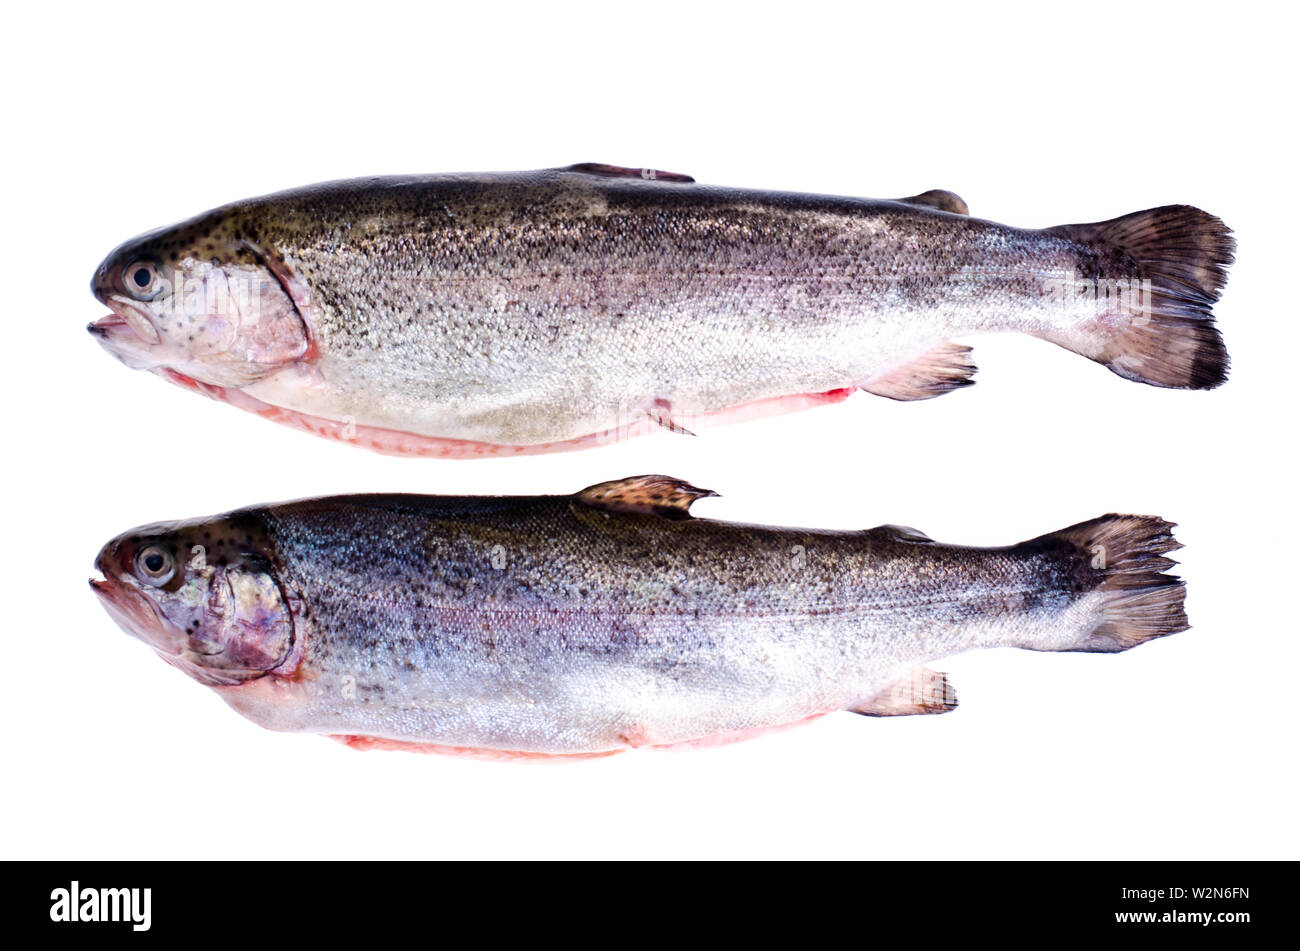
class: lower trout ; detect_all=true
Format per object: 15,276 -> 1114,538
90,476 -> 1188,757
88,165 -> 1234,457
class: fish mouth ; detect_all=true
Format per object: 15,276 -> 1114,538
87,312 -> 129,335
87,297 -> 162,368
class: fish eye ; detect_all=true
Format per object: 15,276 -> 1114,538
134,545 -> 175,586
122,261 -> 160,300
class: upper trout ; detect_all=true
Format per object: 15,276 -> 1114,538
88,164 -> 1234,457
90,476 -> 1188,757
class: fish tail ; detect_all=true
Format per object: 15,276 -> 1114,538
1039,206 -> 1234,389
1024,515 -> 1188,652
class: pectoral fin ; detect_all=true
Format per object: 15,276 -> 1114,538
647,399 -> 696,436
853,668 -> 957,716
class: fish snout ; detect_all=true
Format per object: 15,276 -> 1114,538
92,535 -> 127,582
90,538 -> 184,656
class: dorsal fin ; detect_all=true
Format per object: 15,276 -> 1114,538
867,524 -> 934,543
563,163 -> 695,184
575,475 -> 717,520
898,189 -> 969,215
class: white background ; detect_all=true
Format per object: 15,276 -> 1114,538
2,1 -> 1294,860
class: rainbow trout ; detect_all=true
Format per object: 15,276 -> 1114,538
88,164 -> 1234,457
90,476 -> 1188,757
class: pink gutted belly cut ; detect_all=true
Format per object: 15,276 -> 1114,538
159,369 -> 857,458
629,713 -> 827,752
329,735 -> 625,761
331,714 -> 828,760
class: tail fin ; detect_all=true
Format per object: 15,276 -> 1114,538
1043,205 -> 1234,389
1029,515 -> 1188,652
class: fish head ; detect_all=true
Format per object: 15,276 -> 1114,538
88,216 -> 310,388
90,514 -> 297,686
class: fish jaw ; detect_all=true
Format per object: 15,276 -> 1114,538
89,574 -> 178,655
87,573 -> 228,686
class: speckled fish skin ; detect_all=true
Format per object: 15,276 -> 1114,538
88,166 -> 1234,455
90,477 -> 1188,755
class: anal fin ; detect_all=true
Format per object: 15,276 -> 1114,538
863,341 -> 977,401
853,668 -> 957,717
